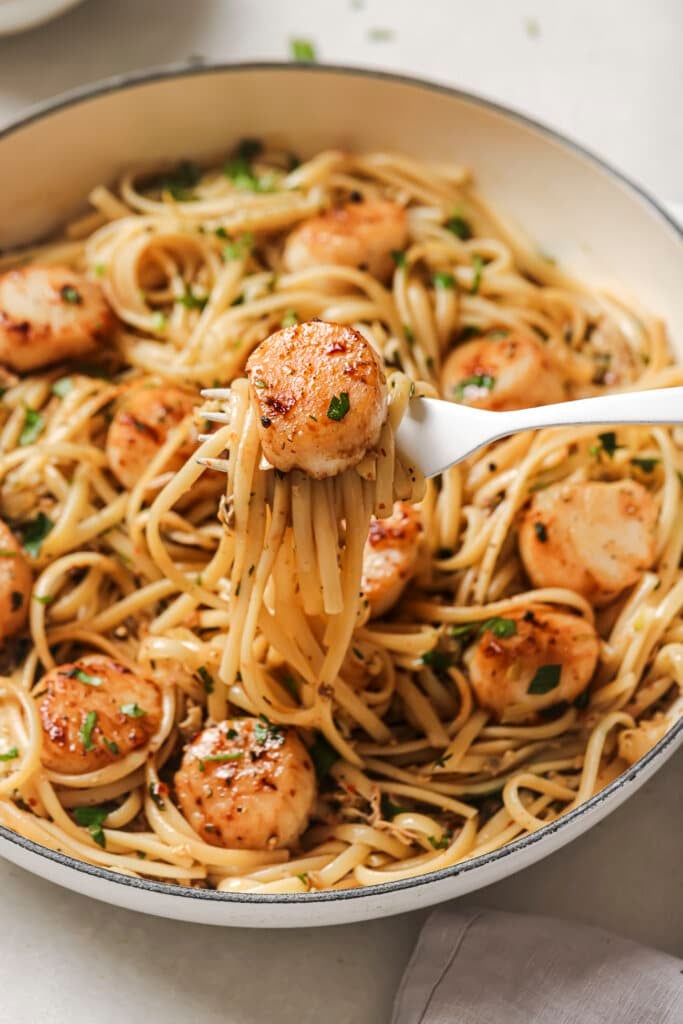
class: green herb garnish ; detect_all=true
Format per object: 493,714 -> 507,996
427,834 -> 450,850
19,407 -> 45,446
433,271 -> 455,289
33,594 -> 54,605
630,457 -> 660,473
203,752 -> 244,763
222,232 -> 254,261
459,325 -> 482,341
0,748 -> 18,762
60,284 -> 82,305
102,737 -> 120,755
478,617 -> 517,639
79,711 -> 97,752
527,663 -> 562,695
120,703 -> 146,718
148,782 -> 165,810
65,667 -> 103,686
151,311 -> 166,332
308,734 -> 340,780
254,713 -> 286,745
197,666 -> 214,694
589,431 -> 621,459
74,805 -> 109,848
391,250 -> 407,268
446,215 -> 472,240
327,392 -> 350,421
178,285 -> 208,311
21,512 -> 54,558
470,254 -> 484,294
534,522 -> 548,543
149,160 -> 201,201
380,794 -> 408,819
280,309 -> 299,328
453,374 -> 495,401
420,649 -> 453,672
290,38 -> 316,61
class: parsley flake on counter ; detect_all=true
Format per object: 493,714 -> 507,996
290,38 -> 317,62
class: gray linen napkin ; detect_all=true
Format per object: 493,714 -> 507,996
392,908 -> 683,1024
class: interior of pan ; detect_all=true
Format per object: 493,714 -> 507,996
0,62 -> 682,907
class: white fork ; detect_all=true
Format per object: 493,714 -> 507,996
199,386 -> 683,479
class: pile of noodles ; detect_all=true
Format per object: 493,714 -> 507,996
0,143 -> 681,892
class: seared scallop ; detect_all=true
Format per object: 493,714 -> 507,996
361,501 -> 422,618
441,333 -> 564,411
518,479 -> 658,606
246,320 -> 388,478
465,605 -> 600,719
174,718 -> 317,850
38,655 -> 162,774
0,266 -> 115,372
0,519 -> 32,643
283,200 -> 408,280
106,385 -> 198,490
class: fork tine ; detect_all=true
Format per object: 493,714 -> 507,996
200,388 -> 232,400
197,456 -> 230,472
201,410 -> 232,424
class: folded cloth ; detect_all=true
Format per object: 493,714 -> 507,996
392,908 -> 683,1024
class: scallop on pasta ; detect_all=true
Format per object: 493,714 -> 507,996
0,140 -> 681,894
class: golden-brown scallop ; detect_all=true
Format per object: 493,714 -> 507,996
283,200 -> 408,280
174,718 -> 317,850
38,655 -> 162,774
361,501 -> 422,618
246,320 -> 387,478
0,266 -> 115,372
518,480 -> 658,606
106,385 -> 198,490
441,333 -> 564,411
465,605 -> 599,719
0,519 -> 32,644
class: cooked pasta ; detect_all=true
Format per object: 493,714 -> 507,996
0,142 -> 681,894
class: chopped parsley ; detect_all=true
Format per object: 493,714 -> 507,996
404,324 -> 415,345
19,407 -> 45,446
65,667 -> 103,686
296,872 -> 310,887
94,263 -> 106,277
196,666 -> 214,694
222,232 -> 254,261
380,794 -> 407,819
368,26 -> 395,41
421,649 -> 453,672
470,254 -> 485,294
391,250 -> 407,268
178,285 -> 208,311
478,617 -> 517,639
21,512 -> 54,558
630,457 -> 660,473
151,311 -> 166,332
534,522 -> 548,543
60,284 -> 82,305
327,392 -> 350,421
33,593 -> 53,605
120,703 -> 146,718
280,309 -> 299,328
52,377 -> 73,398
79,711 -> 98,752
74,805 -> 109,848
149,160 -> 201,201
527,663 -> 562,695
453,374 -> 495,401
254,714 -> 286,745
282,675 -> 299,698
203,752 -> 244,763
459,325 -> 483,341
290,38 -> 317,62
309,734 -> 340,780
446,215 -> 472,240
589,431 -> 621,459
102,737 -> 120,755
225,728 -> 238,740
148,782 -> 166,810
0,747 -> 18,762
433,271 -> 455,289
428,834 -> 450,850
450,622 -> 477,638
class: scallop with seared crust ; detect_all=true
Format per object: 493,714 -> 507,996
0,519 -> 32,644
283,200 -> 408,281
106,385 -> 198,490
441,333 -> 564,411
465,605 -> 600,719
38,655 -> 162,774
361,501 -> 422,618
174,718 -> 317,850
518,479 -> 658,606
246,320 -> 388,478
0,266 -> 115,372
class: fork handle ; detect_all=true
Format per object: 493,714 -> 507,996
496,386 -> 683,436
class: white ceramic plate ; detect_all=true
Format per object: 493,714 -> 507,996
0,0 -> 84,36
0,63 -> 681,927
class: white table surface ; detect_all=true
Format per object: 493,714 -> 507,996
0,2 -> 681,1022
